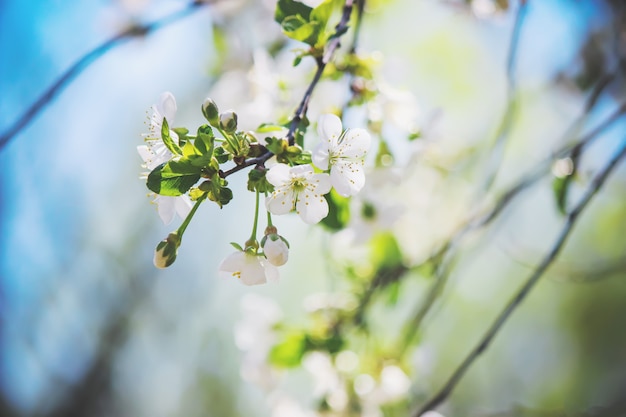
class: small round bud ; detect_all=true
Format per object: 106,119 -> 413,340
153,232 -> 181,269
202,98 -> 219,126
263,234 -> 289,266
219,110 -> 238,133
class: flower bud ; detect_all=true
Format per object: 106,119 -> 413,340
153,232 -> 181,269
262,234 -> 289,266
202,98 -> 219,126
219,110 -> 238,133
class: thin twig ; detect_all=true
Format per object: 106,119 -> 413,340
0,1 -> 210,152
221,0 -> 356,178
285,0 -> 356,146
396,98 -> 624,356
413,141 -> 626,416
480,0 -> 529,192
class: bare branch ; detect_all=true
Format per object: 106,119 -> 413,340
480,0 -> 529,192
0,1 -> 211,152
413,141 -> 626,416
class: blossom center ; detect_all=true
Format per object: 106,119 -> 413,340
291,177 -> 307,192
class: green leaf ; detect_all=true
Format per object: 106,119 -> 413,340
269,331 -> 308,368
161,118 -> 183,156
370,232 -> 403,271
257,123 -> 286,133
247,168 -> 273,193
282,17 -> 319,44
213,146 -> 230,164
172,127 -> 189,137
146,159 -> 201,196
275,0 -> 312,24
320,189 -> 351,231
182,140 -> 198,157
552,175 -> 570,216
230,242 -> 244,251
204,173 -> 233,208
310,0 -> 335,27
189,125 -> 215,167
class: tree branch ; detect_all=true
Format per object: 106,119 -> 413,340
413,140 -> 626,416
221,0 -> 356,178
480,0 -> 529,192
0,1 -> 211,152
395,97 -> 625,356
285,0 -> 356,145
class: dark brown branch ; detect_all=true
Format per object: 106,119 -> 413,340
413,141 -> 626,416
0,1 -> 211,152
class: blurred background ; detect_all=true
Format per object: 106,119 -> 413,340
1,0 -> 625,416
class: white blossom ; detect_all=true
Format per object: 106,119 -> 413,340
265,164 -> 332,224
262,235 -> 289,266
218,251 -> 279,286
312,114 -> 371,197
137,92 -> 192,225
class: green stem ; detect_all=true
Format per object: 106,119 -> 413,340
250,189 -> 260,242
177,193 -> 206,237
218,127 -> 239,154
266,194 -> 273,227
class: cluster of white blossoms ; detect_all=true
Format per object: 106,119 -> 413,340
219,114 -> 371,286
266,114 -> 371,223
138,92 -> 370,283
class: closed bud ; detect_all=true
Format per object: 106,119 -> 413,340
262,234 -> 289,266
153,232 -> 181,269
202,98 -> 220,126
219,110 -> 238,133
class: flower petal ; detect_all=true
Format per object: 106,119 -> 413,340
330,162 -> 365,197
155,196 -> 176,225
296,190 -> 329,224
157,91 -> 177,123
311,173 -> 332,195
174,195 -> 193,219
312,142 -> 330,170
317,114 -> 343,146
266,187 -> 295,215
290,164 -> 314,177
240,255 -> 268,286
263,261 -> 280,283
339,128 -> 371,159
218,251 -> 246,279
137,145 -> 153,164
266,163 -> 291,187
263,237 -> 289,266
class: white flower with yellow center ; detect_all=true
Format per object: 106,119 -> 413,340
218,251 -> 279,286
312,114 -> 371,197
136,92 -> 191,225
265,164 -> 332,224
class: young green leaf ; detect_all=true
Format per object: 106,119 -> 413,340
147,159 -> 201,196
275,0 -> 312,25
189,125 -> 215,167
160,118 -> 183,156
